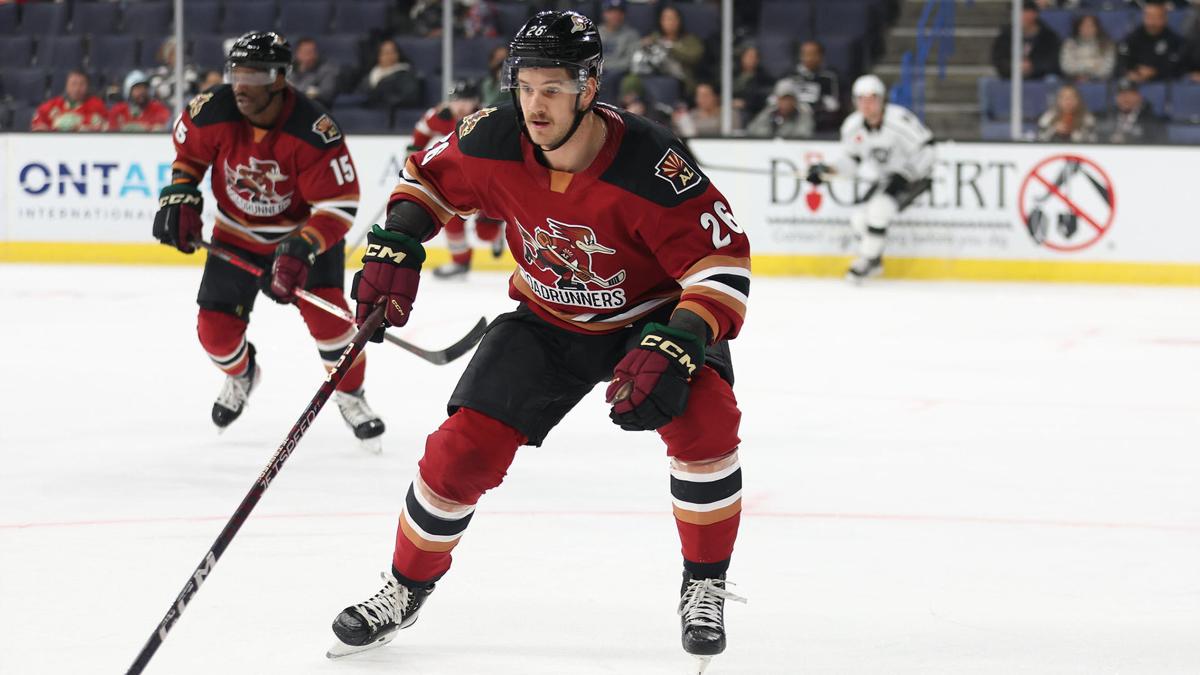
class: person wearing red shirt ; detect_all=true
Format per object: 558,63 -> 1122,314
31,70 -> 108,132
329,12 -> 750,672
151,32 -> 385,452
108,71 -> 171,132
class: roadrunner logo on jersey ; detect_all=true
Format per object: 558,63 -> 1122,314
224,157 -> 293,217
458,107 -> 497,138
654,148 -> 701,195
311,114 -> 342,143
517,218 -> 627,308
188,92 -> 213,118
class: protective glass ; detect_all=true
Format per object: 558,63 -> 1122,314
501,56 -> 589,94
224,65 -> 280,87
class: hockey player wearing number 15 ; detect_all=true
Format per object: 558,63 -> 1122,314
329,10 -> 750,673
807,74 -> 935,282
150,32 -> 386,451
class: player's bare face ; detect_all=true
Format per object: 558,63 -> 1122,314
517,69 -> 582,148
229,67 -> 281,119
856,94 -> 883,126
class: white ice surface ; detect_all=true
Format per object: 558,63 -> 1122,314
1,265 -> 1198,675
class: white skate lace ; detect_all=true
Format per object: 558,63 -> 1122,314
215,372 -> 252,411
356,574 -> 412,628
335,390 -> 378,427
679,579 -> 747,630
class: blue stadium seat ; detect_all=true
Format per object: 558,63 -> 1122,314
279,1 -> 334,38
392,107 -> 425,134
183,3 -> 222,36
21,3 -> 68,34
90,35 -> 140,82
1040,10 -> 1074,40
0,3 -> 19,35
1098,9 -> 1138,42
756,35 -> 797,80
759,1 -> 813,43
8,102 -> 37,131
1169,83 -> 1200,123
221,2 -> 277,36
599,68 -> 626,104
191,35 -> 230,71
493,3 -> 532,37
1135,81 -> 1167,116
641,75 -> 682,107
822,36 -> 860,79
333,1 -> 389,34
1167,9 -> 1188,35
454,37 -> 507,75
319,34 -> 363,71
396,37 -> 443,76
123,3 -> 173,37
69,2 -> 121,36
36,36 -> 86,71
979,119 -> 1034,141
1076,81 -> 1109,116
678,3 -> 719,41
333,106 -> 391,133
0,35 -> 35,68
624,2 -> 657,36
813,4 -> 869,41
1167,123 -> 1200,143
0,68 -> 49,104
980,77 -> 1054,121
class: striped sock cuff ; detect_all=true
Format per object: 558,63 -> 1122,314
316,326 -> 356,365
671,451 -> 742,526
398,477 -> 476,553
207,337 -> 249,376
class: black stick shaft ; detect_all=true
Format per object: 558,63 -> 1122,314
126,305 -> 386,675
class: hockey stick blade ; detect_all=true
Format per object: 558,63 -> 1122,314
392,317 -> 487,365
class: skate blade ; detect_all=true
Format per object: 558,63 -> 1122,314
358,436 -> 383,455
325,631 -> 397,659
691,655 -> 713,674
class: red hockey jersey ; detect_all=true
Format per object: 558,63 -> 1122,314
170,85 -> 359,255
392,103 -> 750,342
410,104 -> 459,150
31,95 -> 109,132
108,99 -> 171,132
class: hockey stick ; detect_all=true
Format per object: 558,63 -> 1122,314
126,304 -> 387,675
196,241 -> 487,365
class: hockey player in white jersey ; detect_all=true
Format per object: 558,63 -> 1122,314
807,74 -> 934,282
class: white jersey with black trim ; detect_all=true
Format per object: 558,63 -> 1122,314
834,103 -> 934,184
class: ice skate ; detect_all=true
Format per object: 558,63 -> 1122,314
327,572 -> 435,659
432,260 -> 470,279
490,233 -> 505,258
211,345 -> 260,430
845,255 -> 883,284
334,388 -> 385,454
678,573 -> 746,673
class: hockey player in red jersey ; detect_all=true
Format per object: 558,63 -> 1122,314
329,11 -> 750,671
152,32 -> 385,451
406,79 -> 506,279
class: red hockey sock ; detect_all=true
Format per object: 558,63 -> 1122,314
444,217 -> 471,265
297,287 -> 365,392
197,309 -> 250,376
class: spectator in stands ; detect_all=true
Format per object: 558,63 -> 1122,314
732,45 -> 774,124
672,81 -> 726,138
480,45 -> 508,106
1037,83 -> 1096,142
358,39 -> 422,109
1116,0 -> 1185,82
599,0 -> 641,74
108,70 -> 170,132
289,37 -> 340,108
627,4 -> 705,95
1060,14 -> 1116,81
148,37 -> 198,104
1101,77 -> 1167,143
620,91 -> 671,128
746,79 -> 814,139
199,70 -> 224,93
783,40 -> 843,133
991,1 -> 1060,79
462,0 -> 500,38
31,70 -> 108,132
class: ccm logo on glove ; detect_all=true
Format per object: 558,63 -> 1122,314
158,191 -> 203,209
364,243 -> 411,264
639,334 -> 700,376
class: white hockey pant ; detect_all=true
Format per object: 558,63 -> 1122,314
849,192 -> 898,260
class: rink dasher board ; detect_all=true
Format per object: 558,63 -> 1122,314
0,132 -> 1197,285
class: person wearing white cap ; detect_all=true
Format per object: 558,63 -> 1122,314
807,74 -> 934,282
745,78 -> 814,138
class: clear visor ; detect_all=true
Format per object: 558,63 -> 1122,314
224,65 -> 282,86
501,56 -> 590,94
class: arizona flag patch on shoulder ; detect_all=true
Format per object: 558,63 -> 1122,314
654,148 -> 702,195
312,114 -> 342,143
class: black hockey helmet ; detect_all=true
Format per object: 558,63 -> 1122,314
448,78 -> 481,101
227,31 -> 292,75
503,10 -> 604,151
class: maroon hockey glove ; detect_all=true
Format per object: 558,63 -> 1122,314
351,225 -> 426,342
152,184 -> 203,254
606,323 -> 706,431
263,233 -> 318,304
